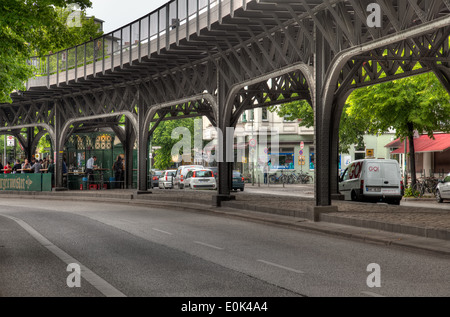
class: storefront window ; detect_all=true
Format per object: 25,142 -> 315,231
269,148 -> 294,170
309,147 -> 315,170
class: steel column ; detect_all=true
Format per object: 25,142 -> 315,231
137,92 -> 150,193
124,118 -> 135,189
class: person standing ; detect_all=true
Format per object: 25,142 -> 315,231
47,158 -> 55,188
86,156 -> 97,186
21,159 -> 32,173
3,162 -> 12,174
113,156 -> 124,189
31,159 -> 42,173
12,159 -> 21,174
263,163 -> 269,184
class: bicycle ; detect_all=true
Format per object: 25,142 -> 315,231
296,171 -> 312,184
269,171 -> 289,184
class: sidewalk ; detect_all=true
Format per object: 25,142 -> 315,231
0,186 -> 449,256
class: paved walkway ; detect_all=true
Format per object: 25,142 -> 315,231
1,184 -> 449,255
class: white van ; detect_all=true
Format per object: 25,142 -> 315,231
174,165 -> 204,189
339,159 -> 404,205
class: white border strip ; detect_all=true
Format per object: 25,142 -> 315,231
2,214 -> 126,297
257,260 -> 304,274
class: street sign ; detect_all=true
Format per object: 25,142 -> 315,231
298,155 -> 306,166
263,147 -> 268,154
366,149 -> 374,157
249,138 -> 257,147
299,150 -> 303,155
300,141 -> 304,150
7,136 -> 14,147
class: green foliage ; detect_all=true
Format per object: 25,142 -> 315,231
347,72 -> 450,139
270,72 -> 450,154
1,0 -> 98,103
404,187 -> 420,198
151,118 -> 195,170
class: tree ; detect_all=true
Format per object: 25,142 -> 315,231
151,118 -> 196,170
0,0 -> 96,103
270,72 -> 450,188
347,72 -> 450,187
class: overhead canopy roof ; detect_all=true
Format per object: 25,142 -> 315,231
387,134 -> 450,154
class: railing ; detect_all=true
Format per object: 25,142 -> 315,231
27,0 -> 248,88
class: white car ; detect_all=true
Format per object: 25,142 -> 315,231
436,173 -> 450,203
184,169 -> 216,190
158,170 -> 177,189
174,165 -> 204,189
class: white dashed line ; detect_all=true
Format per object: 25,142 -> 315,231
257,260 -> 304,274
193,241 -> 224,250
152,228 -> 173,235
2,214 -> 126,297
361,291 -> 385,297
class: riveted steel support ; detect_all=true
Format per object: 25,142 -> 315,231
214,73 -> 235,207
124,118 -> 135,189
137,92 -> 150,194
54,101 -> 67,191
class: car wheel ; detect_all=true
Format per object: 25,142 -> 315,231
351,190 -> 358,202
179,184 -> 184,189
436,190 -> 443,203
240,188 -> 244,192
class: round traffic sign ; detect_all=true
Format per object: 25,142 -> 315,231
300,141 -> 304,150
249,138 -> 257,147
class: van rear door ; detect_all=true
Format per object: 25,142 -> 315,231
380,162 -> 401,195
365,162 -> 383,194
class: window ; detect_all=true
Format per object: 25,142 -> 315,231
309,147 -> 315,170
269,148 -> 295,170
194,170 -> 213,178
262,108 -> 268,121
249,109 -> 254,122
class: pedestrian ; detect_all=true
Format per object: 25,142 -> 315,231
47,158 -> 55,188
21,159 -> 32,173
263,163 -> 269,184
86,156 -> 97,186
42,157 -> 49,171
31,159 -> 42,173
113,156 -> 124,189
3,162 -> 12,174
12,159 -> 21,174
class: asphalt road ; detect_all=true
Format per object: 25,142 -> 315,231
0,198 -> 449,297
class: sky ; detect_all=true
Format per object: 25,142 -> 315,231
85,0 -> 169,34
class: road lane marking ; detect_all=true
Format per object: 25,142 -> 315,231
257,260 -> 304,274
152,228 -> 173,235
193,241 -> 224,250
1,214 -> 126,297
361,291 -> 385,297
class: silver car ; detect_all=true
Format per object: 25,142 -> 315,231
436,173 -> 450,203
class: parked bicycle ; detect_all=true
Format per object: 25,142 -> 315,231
269,171 -> 289,184
411,177 -> 439,197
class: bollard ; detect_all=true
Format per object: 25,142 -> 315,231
80,183 -> 83,190
258,175 -> 260,187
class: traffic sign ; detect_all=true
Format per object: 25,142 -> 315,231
300,141 -> 304,150
299,150 -> 303,155
263,147 -> 268,154
298,155 -> 306,166
249,138 -> 257,147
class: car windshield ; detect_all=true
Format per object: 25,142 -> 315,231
233,172 -> 242,177
167,171 -> 176,176
195,171 -> 213,177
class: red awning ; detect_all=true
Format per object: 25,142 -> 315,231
388,134 -> 450,154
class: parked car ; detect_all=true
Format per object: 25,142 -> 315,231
339,159 -> 404,205
151,170 -> 164,188
158,170 -> 177,189
232,171 -> 245,191
436,173 -> 450,203
174,165 -> 204,189
184,169 -> 216,190
208,166 -> 218,179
